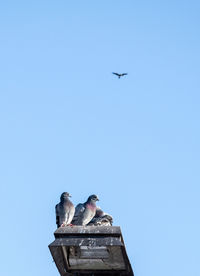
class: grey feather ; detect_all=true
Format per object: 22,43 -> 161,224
89,207 -> 113,226
72,203 -> 85,224
55,192 -> 75,227
72,194 -> 99,226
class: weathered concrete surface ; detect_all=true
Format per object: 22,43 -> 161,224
54,226 -> 121,236
49,226 -> 134,276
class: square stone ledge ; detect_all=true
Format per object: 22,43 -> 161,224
54,226 -> 122,237
49,226 -> 134,276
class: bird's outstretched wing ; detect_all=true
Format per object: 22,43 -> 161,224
112,72 -> 120,76
121,73 -> 128,76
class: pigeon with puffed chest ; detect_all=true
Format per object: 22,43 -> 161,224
55,192 -> 75,228
72,194 -> 99,226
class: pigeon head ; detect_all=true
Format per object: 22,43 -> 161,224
87,194 -> 99,203
60,192 -> 71,201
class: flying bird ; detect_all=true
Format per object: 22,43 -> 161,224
55,192 -> 75,228
72,194 -> 99,226
112,72 -> 128,79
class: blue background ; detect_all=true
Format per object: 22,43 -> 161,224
0,1 -> 199,275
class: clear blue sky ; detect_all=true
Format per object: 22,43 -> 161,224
0,1 -> 199,275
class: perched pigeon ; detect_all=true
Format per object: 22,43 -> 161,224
112,72 -> 128,79
89,207 -> 113,226
72,194 -> 99,226
55,192 -> 75,228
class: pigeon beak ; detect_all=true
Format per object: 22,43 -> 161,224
96,197 -> 99,201
68,194 -> 72,197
